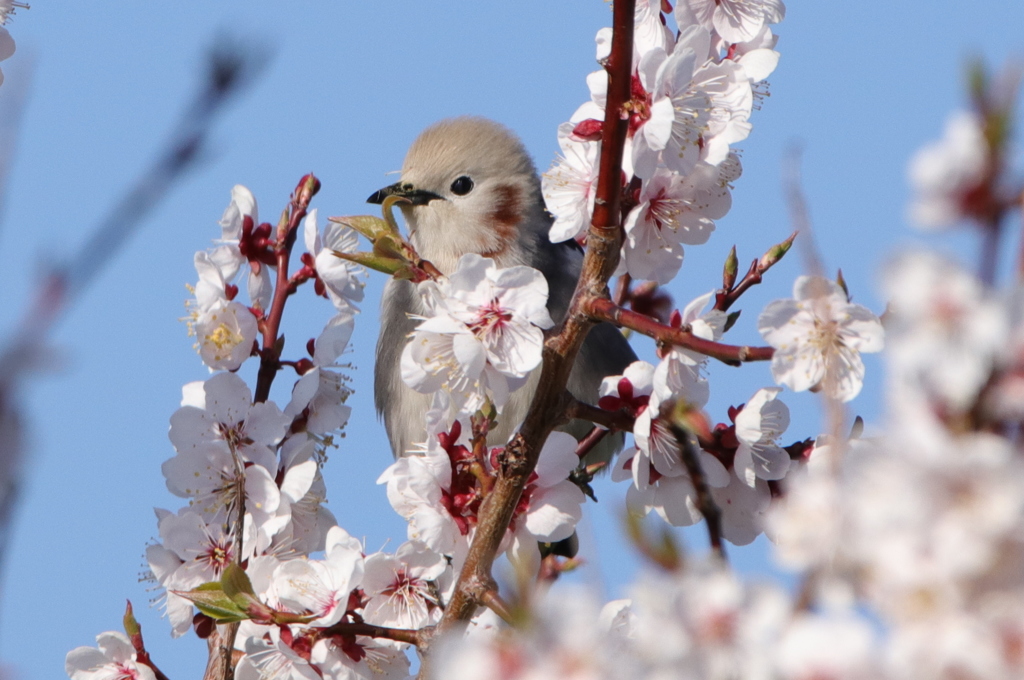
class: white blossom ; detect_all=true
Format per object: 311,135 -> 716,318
65,632 -> 157,680
401,254 -> 553,418
759,275 -> 884,402
908,111 -> 989,229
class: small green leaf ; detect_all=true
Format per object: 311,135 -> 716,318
329,215 -> 392,241
372,233 -> 409,260
333,250 -> 405,276
173,583 -> 249,623
221,563 -> 256,601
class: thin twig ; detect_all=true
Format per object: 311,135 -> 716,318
585,297 -> 773,365
319,621 -> 427,647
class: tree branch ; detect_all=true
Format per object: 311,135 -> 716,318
318,621 -> 428,648
584,297 -> 774,365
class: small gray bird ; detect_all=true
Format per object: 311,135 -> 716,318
369,116 -> 636,463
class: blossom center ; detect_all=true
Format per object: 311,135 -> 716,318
206,323 -> 245,351
469,299 -> 513,340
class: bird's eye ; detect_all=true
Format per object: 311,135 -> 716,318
450,176 -> 474,196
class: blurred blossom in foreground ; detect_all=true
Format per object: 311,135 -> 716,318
907,111 -> 989,229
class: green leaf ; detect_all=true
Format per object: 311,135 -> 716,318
329,215 -> 392,241
221,563 -> 256,603
173,583 -> 249,623
333,250 -> 405,276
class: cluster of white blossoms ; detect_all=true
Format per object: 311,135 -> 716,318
380,415 -> 586,577
400,253 -> 554,419
543,0 -> 781,284
386,252 -> 587,575
68,186 -> 455,680
767,254 -> 1024,679
601,292 -> 796,545
432,562 -> 881,680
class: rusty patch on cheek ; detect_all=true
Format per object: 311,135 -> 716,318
490,184 -> 522,244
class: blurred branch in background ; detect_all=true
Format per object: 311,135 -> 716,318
0,56 -> 32,234
0,39 -> 265,590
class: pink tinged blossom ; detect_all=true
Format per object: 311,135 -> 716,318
711,473 -> 771,545
543,124 -> 600,243
882,251 -> 1005,412
633,0 -> 674,60
908,111 -> 989,229
189,240 -> 262,363
303,209 -> 366,313
599,360 -> 656,419
758,276 -> 884,402
733,387 -> 791,485
271,525 -> 364,627
401,255 -> 552,417
623,167 -> 717,284
286,366 -> 353,435
517,431 -> 586,542
146,509 -> 242,636
65,632 -> 157,680
161,440 -> 281,527
310,635 -> 412,680
216,185 -> 274,310
378,443 -> 466,557
684,0 -> 786,45
235,629 -> 321,680
272,435 -> 336,556
362,540 -> 448,630
169,372 -> 288,469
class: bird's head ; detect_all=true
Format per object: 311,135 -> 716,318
368,117 -> 545,274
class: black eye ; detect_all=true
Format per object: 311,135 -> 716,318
450,176 -> 474,196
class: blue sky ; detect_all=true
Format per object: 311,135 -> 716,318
0,2 -> 1022,678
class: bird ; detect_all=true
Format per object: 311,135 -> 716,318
369,116 -> 637,464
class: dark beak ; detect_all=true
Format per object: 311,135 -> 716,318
366,182 -> 444,206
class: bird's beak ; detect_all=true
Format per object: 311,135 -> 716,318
366,182 -> 444,206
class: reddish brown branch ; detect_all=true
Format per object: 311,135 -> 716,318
715,258 -> 761,312
585,297 -> 773,365
319,621 -> 427,647
254,174 -> 319,405
575,426 -> 611,460
432,0 -> 637,641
